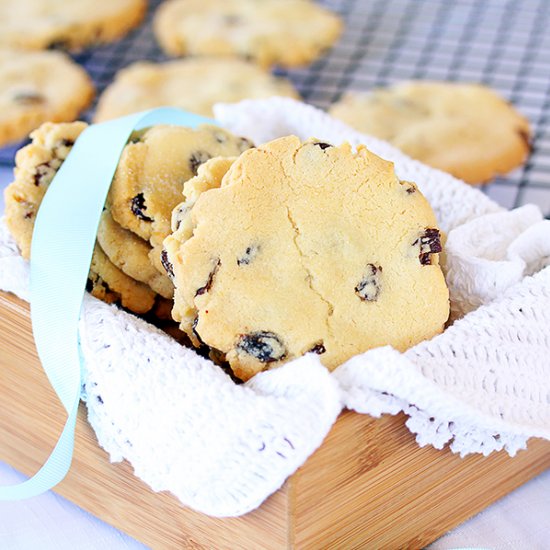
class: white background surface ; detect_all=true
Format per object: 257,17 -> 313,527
1,164 -> 549,548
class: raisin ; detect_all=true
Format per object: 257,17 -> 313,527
314,142 -> 333,150
236,331 -> 286,363
24,211 -> 34,219
195,259 -> 221,296
214,132 -> 227,144
54,139 -> 75,159
309,342 -> 326,355
223,14 -> 241,25
237,244 -> 259,266
13,92 -> 45,105
130,193 -> 153,222
400,180 -> 416,194
414,228 -> 442,265
355,264 -> 382,301
46,39 -> 69,50
238,137 -> 254,152
86,278 -> 94,292
33,163 -> 54,186
160,250 -> 174,279
189,151 -> 211,175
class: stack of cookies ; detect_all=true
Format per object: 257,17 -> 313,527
163,136 -> 450,381
4,121 -> 253,318
4,121 -> 450,381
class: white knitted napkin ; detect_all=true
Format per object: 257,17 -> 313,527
0,98 -> 549,517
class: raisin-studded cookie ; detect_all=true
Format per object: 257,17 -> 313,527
107,124 -> 253,275
4,121 -> 156,314
153,0 -> 342,68
329,82 -> 531,184
0,0 -> 146,51
0,49 -> 94,146
164,137 -> 450,381
94,58 -> 299,122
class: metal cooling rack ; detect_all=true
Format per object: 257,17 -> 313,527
1,0 -> 549,217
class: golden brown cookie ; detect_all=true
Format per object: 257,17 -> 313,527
4,121 -> 156,314
96,210 -> 174,299
107,124 -> 254,276
329,82 -> 531,184
0,49 -> 94,146
89,244 -> 156,314
153,0 -> 342,68
164,137 -> 450,381
4,121 -> 88,258
94,58 -> 299,121
0,0 -> 146,51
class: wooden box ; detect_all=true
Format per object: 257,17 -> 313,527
1,290 -> 549,549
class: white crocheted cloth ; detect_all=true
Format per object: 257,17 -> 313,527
1,98 -> 549,517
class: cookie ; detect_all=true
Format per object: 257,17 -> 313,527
0,49 -> 94,146
4,121 -> 89,258
97,209 -> 173,299
170,156 -> 237,245
153,0 -> 342,68
89,244 -> 156,314
164,137 -> 450,381
107,124 -> 254,276
0,0 -> 146,51
329,82 -> 531,184
4,121 -> 156,314
94,58 -> 299,122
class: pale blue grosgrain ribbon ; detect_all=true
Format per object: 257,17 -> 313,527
0,108 -> 214,500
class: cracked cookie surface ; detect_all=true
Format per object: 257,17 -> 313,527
154,0 -> 342,68
329,82 -> 531,184
164,136 -> 450,381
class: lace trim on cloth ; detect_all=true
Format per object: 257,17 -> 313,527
0,98 -> 549,516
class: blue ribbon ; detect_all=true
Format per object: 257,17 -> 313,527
0,108 -> 214,500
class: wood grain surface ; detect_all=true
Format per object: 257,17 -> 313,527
1,290 -> 549,549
